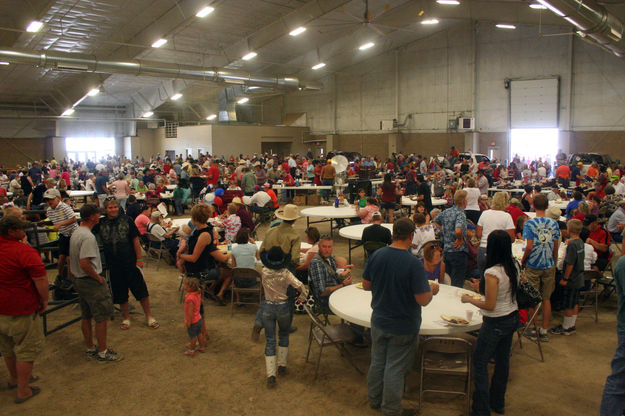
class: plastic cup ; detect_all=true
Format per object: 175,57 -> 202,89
466,310 -> 474,322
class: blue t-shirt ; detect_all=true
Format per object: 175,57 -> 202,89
231,243 -> 257,269
565,199 -> 580,219
363,246 -> 431,335
95,175 -> 108,194
522,216 -> 561,270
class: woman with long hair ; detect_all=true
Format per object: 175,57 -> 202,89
461,230 -> 519,416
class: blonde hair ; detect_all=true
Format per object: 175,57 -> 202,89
191,203 -> 212,224
3,206 -> 22,217
183,277 -> 201,292
577,201 -> 590,215
466,178 -> 476,188
492,191 -> 510,211
454,189 -> 467,206
567,219 -> 583,235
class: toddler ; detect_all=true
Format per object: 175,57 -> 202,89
183,277 -> 206,356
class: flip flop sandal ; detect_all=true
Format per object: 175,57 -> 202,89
184,349 -> 195,356
147,318 -> 160,329
14,386 -> 41,404
8,375 -> 39,389
120,319 -> 131,330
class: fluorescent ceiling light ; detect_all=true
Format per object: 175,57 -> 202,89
436,0 -> 459,5
359,42 -> 375,51
289,26 -> 306,36
26,21 -> 43,32
496,24 -> 516,29
564,16 -> 582,28
529,3 -> 547,9
142,111 -> 154,117
537,0 -> 565,16
206,114 -> 217,120
421,19 -> 439,25
312,62 -> 326,70
87,88 -> 100,97
248,86 -> 261,90
196,6 -> 214,17
151,38 -> 167,48
237,97 -> 249,104
242,52 -> 257,61
171,93 -> 183,100
61,108 -> 75,116
0,61 -> 9,66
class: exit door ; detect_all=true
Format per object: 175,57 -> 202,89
488,146 -> 502,163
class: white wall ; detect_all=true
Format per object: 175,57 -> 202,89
283,21 -> 625,136
162,125 -> 212,158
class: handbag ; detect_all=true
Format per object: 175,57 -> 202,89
516,268 -> 542,310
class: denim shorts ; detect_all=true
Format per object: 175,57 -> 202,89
187,319 -> 202,338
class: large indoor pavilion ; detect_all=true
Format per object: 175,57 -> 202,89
1,1 -> 624,415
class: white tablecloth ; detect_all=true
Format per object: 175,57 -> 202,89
274,185 -> 332,190
512,239 -> 565,261
135,193 -> 172,200
301,206 -> 358,219
329,284 -> 482,335
549,200 -> 569,210
338,223 -> 393,241
165,184 -> 177,191
68,190 -> 95,198
401,196 -> 446,207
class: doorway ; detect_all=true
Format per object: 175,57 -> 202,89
261,142 -> 292,158
66,137 -> 115,162
510,128 -> 558,167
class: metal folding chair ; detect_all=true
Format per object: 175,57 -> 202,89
145,234 -> 167,270
579,270 -> 601,323
515,303 -> 544,362
419,337 -> 473,415
230,268 -> 262,317
303,303 -> 362,379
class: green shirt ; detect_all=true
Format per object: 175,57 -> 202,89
563,238 -> 585,289
614,255 -> 625,335
241,172 -> 256,193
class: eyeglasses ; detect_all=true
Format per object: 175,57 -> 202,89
104,196 -> 117,201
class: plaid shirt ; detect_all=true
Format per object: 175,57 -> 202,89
308,254 -> 339,309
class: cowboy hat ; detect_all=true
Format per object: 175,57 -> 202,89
260,246 -> 292,270
232,197 -> 243,204
274,204 -> 300,221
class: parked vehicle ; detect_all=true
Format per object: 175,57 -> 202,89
454,153 -> 490,173
567,152 -> 611,174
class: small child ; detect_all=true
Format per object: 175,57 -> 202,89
356,188 -> 367,208
411,213 -> 436,256
550,219 -> 585,336
183,277 -> 206,355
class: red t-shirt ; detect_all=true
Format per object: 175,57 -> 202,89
589,227 -> 610,259
284,174 -> 295,186
380,183 -> 397,203
163,164 -> 171,174
505,204 -> 528,227
556,165 -> 571,179
282,162 -> 289,172
207,166 -> 220,186
266,189 -> 279,208
0,187 -> 6,197
0,236 -> 46,315
135,213 -> 150,235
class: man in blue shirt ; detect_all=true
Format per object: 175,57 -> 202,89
363,217 -> 438,415
94,170 -> 109,207
601,255 -> 625,416
565,191 -> 583,219
521,194 -> 561,341
434,189 -> 468,287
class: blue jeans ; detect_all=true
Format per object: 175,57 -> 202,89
367,326 -> 419,416
322,178 -> 334,200
611,232 -> 624,244
174,199 -> 184,216
472,311 -> 519,416
601,334 -> 625,416
117,197 -> 127,210
261,301 -> 292,356
444,251 -> 468,288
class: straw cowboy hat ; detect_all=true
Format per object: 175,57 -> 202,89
274,204 -> 301,221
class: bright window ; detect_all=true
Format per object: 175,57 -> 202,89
66,137 -> 115,163
510,128 -> 558,166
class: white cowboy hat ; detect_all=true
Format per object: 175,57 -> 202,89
274,204 -> 301,221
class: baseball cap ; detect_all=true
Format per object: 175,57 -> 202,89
371,211 -> 382,220
150,211 -> 162,219
546,206 -> 561,220
43,189 -> 61,200
577,162 -> 583,166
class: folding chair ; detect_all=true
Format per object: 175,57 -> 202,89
515,303 -> 544,362
230,268 -> 262,317
145,234 -> 167,270
303,304 -> 362,379
419,337 -> 473,416
579,270 -> 601,323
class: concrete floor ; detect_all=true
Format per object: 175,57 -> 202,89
2,207 -> 618,416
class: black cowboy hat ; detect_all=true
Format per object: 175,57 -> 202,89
260,246 -> 292,270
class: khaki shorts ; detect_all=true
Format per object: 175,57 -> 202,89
525,266 -> 556,301
0,313 -> 45,362
73,277 -> 114,323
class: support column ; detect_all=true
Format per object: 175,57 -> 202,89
388,133 -> 398,156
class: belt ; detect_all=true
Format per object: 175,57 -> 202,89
264,300 -> 287,305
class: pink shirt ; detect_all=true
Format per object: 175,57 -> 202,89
359,204 -> 380,224
185,291 -> 202,324
135,214 -> 149,235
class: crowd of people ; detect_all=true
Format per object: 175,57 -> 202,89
0,147 -> 624,416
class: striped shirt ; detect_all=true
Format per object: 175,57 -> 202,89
46,201 -> 78,237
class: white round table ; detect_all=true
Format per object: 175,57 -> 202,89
512,239 -> 565,261
549,200 -> 569,211
329,283 -> 482,335
301,206 -> 358,236
68,190 -> 95,204
339,223 -> 393,263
